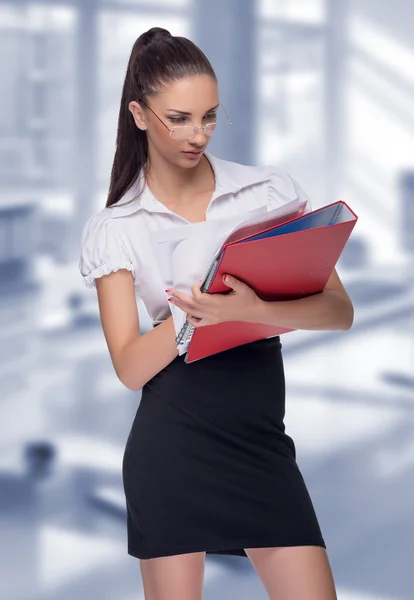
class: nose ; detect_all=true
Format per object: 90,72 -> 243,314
190,126 -> 207,143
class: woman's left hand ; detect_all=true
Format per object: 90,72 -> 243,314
166,274 -> 263,328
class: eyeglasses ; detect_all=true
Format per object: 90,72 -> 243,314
137,97 -> 232,140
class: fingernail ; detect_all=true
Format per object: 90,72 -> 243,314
168,298 -> 174,302
222,274 -> 228,283
165,289 -> 171,293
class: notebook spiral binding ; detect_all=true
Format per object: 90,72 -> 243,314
175,257 -> 220,346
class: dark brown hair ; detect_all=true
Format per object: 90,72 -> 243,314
105,27 -> 217,208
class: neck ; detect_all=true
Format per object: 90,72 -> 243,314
145,150 -> 214,201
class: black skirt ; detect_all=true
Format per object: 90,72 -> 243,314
122,335 -> 326,560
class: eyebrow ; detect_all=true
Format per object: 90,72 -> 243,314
165,103 -> 220,115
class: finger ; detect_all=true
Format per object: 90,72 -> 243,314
171,298 -> 204,319
222,273 -> 245,291
167,288 -> 193,304
187,315 -> 203,328
191,280 -> 204,299
169,297 -> 193,313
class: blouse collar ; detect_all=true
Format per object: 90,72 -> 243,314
106,151 -> 271,219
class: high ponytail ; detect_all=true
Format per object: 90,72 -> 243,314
105,27 -> 216,208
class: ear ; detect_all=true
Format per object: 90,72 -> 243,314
129,101 -> 148,131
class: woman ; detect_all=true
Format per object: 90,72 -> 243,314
79,26 -> 353,600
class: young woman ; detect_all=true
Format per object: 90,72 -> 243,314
79,26 -> 353,600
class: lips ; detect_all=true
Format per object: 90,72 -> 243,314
183,150 -> 203,155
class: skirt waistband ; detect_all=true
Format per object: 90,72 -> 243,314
152,321 -> 281,361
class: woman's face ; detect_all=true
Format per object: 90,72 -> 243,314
130,75 -> 219,167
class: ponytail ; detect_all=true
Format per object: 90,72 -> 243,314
106,27 -> 216,208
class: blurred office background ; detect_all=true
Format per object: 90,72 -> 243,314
1,1 -> 413,599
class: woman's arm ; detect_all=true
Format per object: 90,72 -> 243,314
168,267 -> 354,332
248,268 -> 354,331
117,318 -> 178,391
96,269 -> 178,392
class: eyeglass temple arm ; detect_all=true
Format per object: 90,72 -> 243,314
219,102 -> 232,125
138,97 -> 172,132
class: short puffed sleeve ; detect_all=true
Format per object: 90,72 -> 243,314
79,212 -> 136,289
266,167 -> 312,214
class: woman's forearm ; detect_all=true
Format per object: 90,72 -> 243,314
248,289 -> 354,331
117,316 -> 179,392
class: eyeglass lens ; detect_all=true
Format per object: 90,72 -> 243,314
171,123 -> 217,140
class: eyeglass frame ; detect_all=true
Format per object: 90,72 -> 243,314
137,96 -> 232,139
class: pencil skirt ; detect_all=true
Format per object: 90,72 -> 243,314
122,335 -> 326,559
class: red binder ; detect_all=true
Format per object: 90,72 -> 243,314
183,200 -> 358,363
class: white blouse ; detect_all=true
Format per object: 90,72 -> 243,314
79,151 -> 312,339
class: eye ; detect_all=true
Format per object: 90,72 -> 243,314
168,113 -> 217,124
